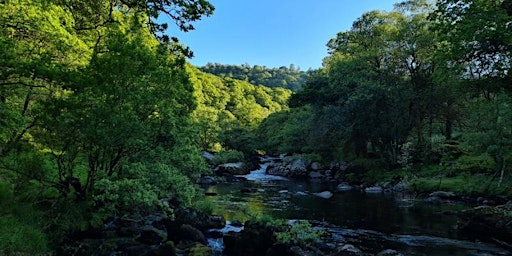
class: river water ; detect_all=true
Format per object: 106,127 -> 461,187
204,163 -> 511,255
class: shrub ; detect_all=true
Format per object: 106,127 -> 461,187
211,150 -> 245,165
275,220 -> 324,247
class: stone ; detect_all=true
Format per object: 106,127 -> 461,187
199,175 -> 217,185
136,226 -> 166,245
336,183 -> 353,192
377,249 -> 403,256
429,191 -> 456,199
295,191 -> 308,196
189,242 -> 214,256
216,162 -> 247,175
339,244 -> 362,255
313,191 -> 333,199
392,181 -> 410,192
365,186 -> 383,193
208,215 -> 226,229
310,162 -> 321,170
179,224 -> 207,244
202,152 -> 215,161
309,171 -> 324,179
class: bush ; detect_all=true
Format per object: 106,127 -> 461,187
211,150 -> 245,165
275,220 -> 324,247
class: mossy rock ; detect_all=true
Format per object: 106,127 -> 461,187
189,242 -> 214,256
457,206 -> 512,242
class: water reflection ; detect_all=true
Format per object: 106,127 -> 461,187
203,170 -> 511,255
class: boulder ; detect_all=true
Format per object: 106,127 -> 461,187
339,244 -> 362,255
289,158 -> 308,176
215,162 -> 247,175
365,186 -> 383,193
392,181 -> 410,193
457,206 -> 512,242
336,183 -> 353,192
199,175 -> 217,185
179,224 -> 207,244
309,171 -> 324,179
310,162 -> 321,171
429,191 -> 456,199
136,226 -> 166,245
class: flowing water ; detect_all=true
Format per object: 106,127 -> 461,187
205,163 -> 512,255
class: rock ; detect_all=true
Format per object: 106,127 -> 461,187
208,215 -> 226,229
215,162 -> 247,175
136,226 -> 166,245
377,249 -> 403,256
240,187 -> 254,193
208,230 -> 223,239
124,244 -> 154,256
289,158 -> 308,176
336,183 -> 353,192
457,206 -> 512,242
223,220 -> 280,256
429,191 -> 456,199
189,242 -> 214,256
172,207 -> 224,230
392,181 -> 410,192
230,220 -> 244,227
309,171 -> 324,179
289,246 -> 317,256
202,152 -> 215,161
310,162 -> 321,171
339,244 -> 362,255
199,175 -> 217,185
313,191 -> 333,199
155,241 -> 177,256
364,186 -> 383,193
179,224 -> 207,244
295,191 -> 308,196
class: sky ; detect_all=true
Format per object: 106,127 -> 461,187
164,0 -> 402,70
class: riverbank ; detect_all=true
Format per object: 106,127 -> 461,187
229,154 -> 512,248
198,157 -> 512,256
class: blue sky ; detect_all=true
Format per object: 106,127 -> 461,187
165,0 -> 401,70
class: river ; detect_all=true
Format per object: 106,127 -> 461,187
204,163 -> 512,255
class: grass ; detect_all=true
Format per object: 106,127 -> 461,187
411,173 -> 512,198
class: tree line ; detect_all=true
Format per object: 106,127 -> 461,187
200,63 -> 313,91
258,0 -> 512,192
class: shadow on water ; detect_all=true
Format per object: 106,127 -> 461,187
203,165 -> 512,255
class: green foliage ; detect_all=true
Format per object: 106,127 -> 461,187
0,215 -> 48,254
211,150 -> 245,165
0,180 -> 49,254
0,0 -> 216,253
94,163 -> 199,214
275,220 -> 324,247
193,200 -> 217,215
200,63 -> 313,91
188,65 -> 291,152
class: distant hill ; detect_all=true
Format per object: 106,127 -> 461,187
186,64 -> 292,151
199,63 -> 315,91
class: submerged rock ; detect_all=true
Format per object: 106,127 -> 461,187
376,249 -> 403,256
313,191 -> 334,199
